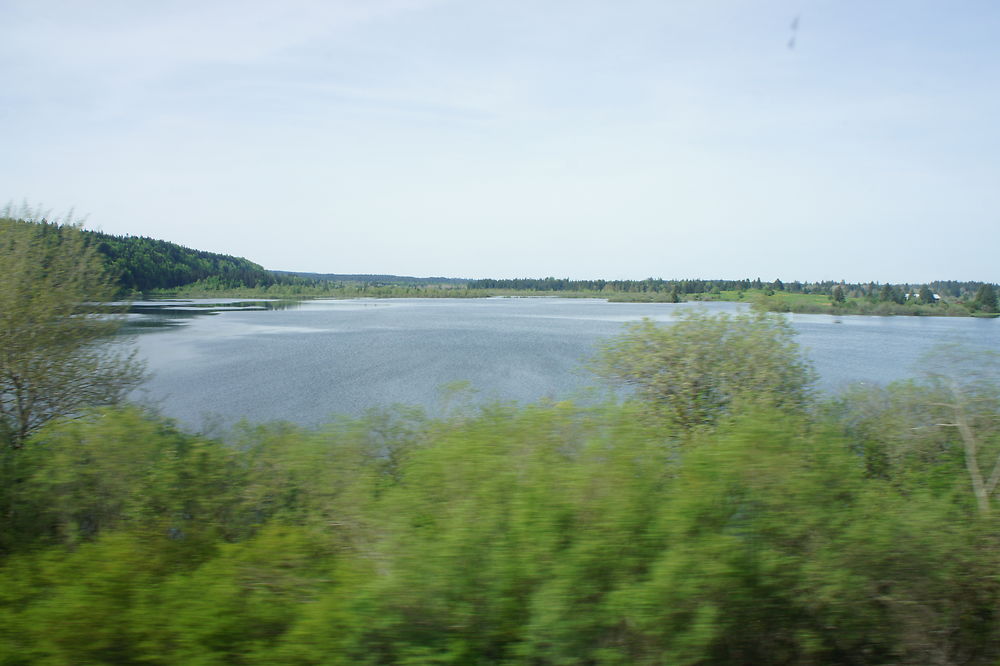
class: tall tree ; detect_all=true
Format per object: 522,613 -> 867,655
592,310 -> 816,429
879,283 -> 904,304
0,214 -> 145,448
972,283 -> 998,313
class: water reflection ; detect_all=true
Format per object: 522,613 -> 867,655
122,298 -> 304,332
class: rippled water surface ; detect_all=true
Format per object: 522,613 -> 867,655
124,298 -> 1000,428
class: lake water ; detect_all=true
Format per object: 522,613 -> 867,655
124,298 -> 1000,429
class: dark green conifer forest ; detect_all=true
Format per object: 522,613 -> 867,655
91,230 -> 281,292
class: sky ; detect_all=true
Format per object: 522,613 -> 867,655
2,0 -> 999,283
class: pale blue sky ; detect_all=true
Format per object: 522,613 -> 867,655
3,1 -> 998,282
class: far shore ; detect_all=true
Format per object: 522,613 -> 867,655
139,286 -> 999,318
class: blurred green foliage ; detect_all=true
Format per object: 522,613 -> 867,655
3,310 -> 1000,664
2,392 -> 1000,663
591,311 -> 816,429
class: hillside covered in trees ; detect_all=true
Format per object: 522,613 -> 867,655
0,216 -> 286,293
89,229 -> 287,293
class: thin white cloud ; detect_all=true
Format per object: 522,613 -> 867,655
3,0 -> 999,282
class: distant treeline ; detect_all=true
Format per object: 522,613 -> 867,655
274,271 -> 467,287
9,216 -> 994,301
467,276 -> 997,299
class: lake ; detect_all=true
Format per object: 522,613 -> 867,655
124,297 -> 1000,429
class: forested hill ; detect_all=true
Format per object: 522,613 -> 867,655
6,217 -> 461,294
86,229 -> 282,293
88,230 -> 466,292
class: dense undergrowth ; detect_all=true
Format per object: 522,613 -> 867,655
2,378 -> 999,664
